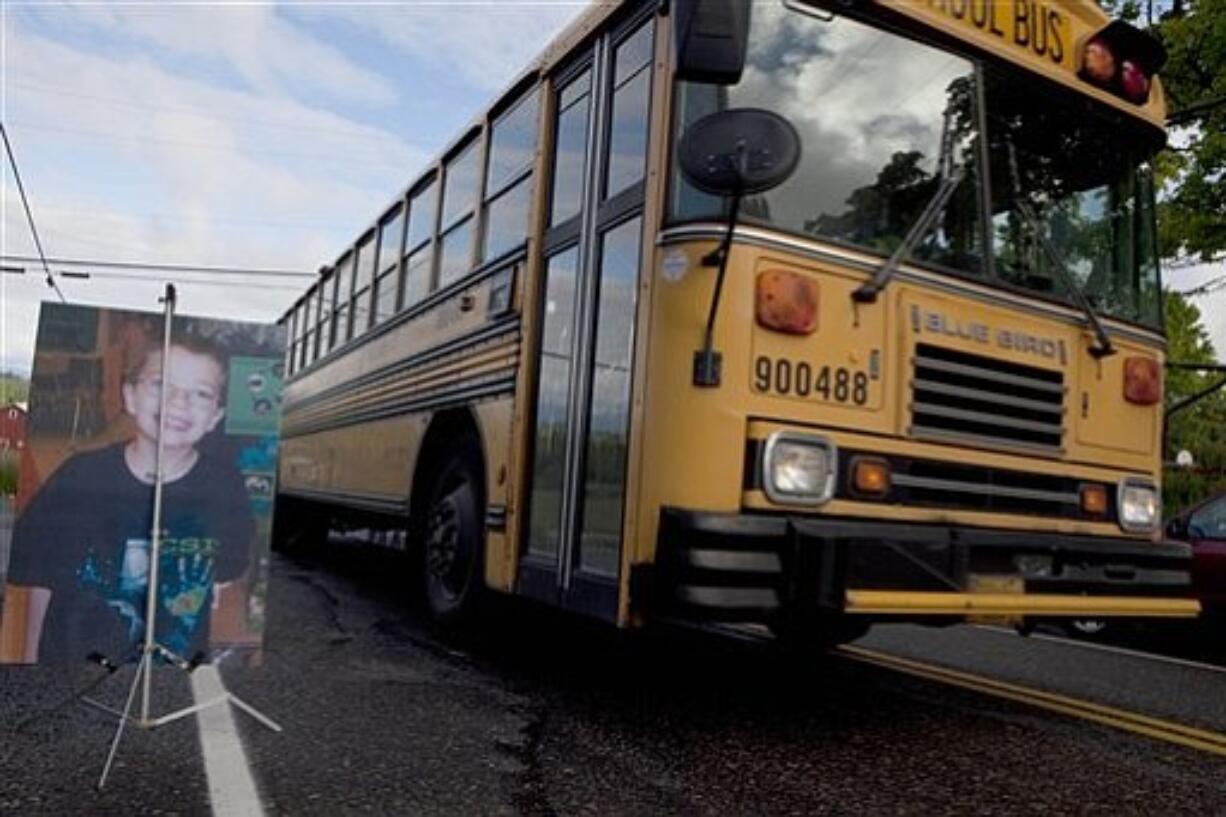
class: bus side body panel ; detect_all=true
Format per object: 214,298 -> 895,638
279,267 -> 522,517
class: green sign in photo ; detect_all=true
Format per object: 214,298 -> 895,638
225,356 -> 284,437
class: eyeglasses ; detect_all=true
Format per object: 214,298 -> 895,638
136,376 -> 220,408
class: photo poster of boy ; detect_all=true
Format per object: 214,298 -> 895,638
0,302 -> 285,666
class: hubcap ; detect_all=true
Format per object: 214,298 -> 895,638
425,494 -> 464,597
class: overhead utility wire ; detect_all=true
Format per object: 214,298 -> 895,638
1,122 -> 66,303
0,254 -> 314,278
3,265 -> 299,291
1173,274 -> 1226,298
48,269 -> 302,291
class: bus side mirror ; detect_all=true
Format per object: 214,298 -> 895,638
673,0 -> 751,85
676,108 -> 800,386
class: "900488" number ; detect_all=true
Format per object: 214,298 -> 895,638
753,356 -> 868,405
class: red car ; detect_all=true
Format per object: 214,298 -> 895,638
1166,493 -> 1226,614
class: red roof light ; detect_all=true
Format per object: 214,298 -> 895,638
1120,60 -> 1151,103
1077,21 -> 1166,107
1083,38 -> 1116,83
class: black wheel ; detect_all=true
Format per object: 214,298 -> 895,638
421,437 -> 486,625
771,613 -> 871,652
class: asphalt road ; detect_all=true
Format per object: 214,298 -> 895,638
3,540 -> 1226,815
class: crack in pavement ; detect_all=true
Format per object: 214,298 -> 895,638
500,703 -> 556,817
287,572 -> 351,639
370,617 -> 474,664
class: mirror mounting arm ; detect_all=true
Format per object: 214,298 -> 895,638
675,108 -> 800,387
694,185 -> 743,387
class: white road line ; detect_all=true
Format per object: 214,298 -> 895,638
973,624 -> 1226,676
191,665 -> 266,817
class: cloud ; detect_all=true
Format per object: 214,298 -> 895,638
1,2 -> 582,375
1,7 -> 448,373
723,7 -> 969,230
291,2 -> 588,92
19,2 -> 399,107
2,179 -> 303,376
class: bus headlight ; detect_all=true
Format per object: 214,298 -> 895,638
763,433 -> 836,505
1118,479 -> 1159,532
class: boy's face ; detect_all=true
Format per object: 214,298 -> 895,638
122,347 -> 226,450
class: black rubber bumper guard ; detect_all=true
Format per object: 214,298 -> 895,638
651,508 -> 1195,624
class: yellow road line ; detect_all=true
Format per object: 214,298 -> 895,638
837,644 -> 1226,758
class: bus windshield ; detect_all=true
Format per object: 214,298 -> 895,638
668,2 -> 1162,330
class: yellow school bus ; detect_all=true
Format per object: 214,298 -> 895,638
276,0 -> 1198,640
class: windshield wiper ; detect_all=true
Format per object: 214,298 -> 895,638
1003,140 -> 1115,359
853,108 -> 965,304
1009,199 -> 1115,359
851,167 -> 966,304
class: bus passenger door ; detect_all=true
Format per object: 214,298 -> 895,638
519,10 -> 654,620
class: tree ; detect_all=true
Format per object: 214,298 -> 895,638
1154,0 -> 1226,263
1099,0 -> 1225,510
1161,293 -> 1226,509
1101,0 -> 1226,264
0,373 -> 30,405
1164,294 -> 1226,483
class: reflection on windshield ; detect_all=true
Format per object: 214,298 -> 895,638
669,2 -> 1163,330
985,69 -> 1161,327
674,5 -> 983,273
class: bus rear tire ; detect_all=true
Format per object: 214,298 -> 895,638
421,437 -> 485,626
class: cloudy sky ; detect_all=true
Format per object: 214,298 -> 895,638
2,0 -> 1223,377
1,0 -> 587,375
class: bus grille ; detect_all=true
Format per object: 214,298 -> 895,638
882,458 -> 1093,519
909,343 -> 1065,452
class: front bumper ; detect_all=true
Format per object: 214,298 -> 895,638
653,508 -> 1199,623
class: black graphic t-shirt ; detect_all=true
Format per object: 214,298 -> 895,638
8,443 -> 253,664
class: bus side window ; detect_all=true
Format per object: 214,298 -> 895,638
351,232 -> 376,338
550,69 -> 592,228
299,298 -> 311,371
327,263 -> 343,352
301,284 -> 317,368
439,139 -> 481,289
316,267 -> 333,359
286,305 -> 299,376
605,22 -> 653,199
311,280 -> 327,362
403,177 -> 437,309
333,252 -> 354,347
484,86 -> 539,263
374,205 -> 404,326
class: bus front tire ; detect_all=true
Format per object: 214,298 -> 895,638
421,439 -> 485,626
771,614 -> 871,652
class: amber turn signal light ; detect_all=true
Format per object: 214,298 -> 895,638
851,457 -> 891,497
1080,484 -> 1109,517
1123,356 -> 1161,405
756,270 -> 818,335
